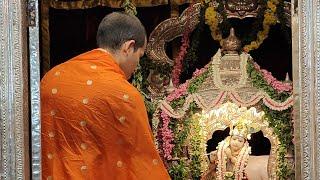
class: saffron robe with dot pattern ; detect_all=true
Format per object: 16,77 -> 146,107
41,49 -> 170,180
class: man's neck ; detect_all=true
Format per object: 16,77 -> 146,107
97,48 -> 121,65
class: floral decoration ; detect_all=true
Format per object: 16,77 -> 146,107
204,0 -> 284,52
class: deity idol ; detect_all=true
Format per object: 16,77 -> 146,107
201,120 -> 269,180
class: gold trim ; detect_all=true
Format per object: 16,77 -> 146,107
0,0 -> 30,179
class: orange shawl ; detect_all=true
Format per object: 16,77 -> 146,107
41,49 -> 170,180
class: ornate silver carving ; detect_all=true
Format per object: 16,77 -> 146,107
146,3 -> 202,65
315,0 -> 320,178
0,0 -> 29,179
28,0 -> 37,27
29,0 -> 41,179
0,1 -> 9,177
225,0 -> 260,19
299,0 -> 312,178
293,0 -> 320,179
221,28 -> 241,54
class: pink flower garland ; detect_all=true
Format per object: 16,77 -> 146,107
166,81 -> 189,102
172,38 -> 190,86
160,65 -> 208,159
172,3 -> 194,87
192,66 -> 208,78
254,62 -> 292,93
160,111 -> 174,160
160,62 -> 208,160
160,81 -> 189,160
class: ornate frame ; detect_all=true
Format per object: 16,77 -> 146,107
0,0 -> 29,179
29,0 -> 41,179
0,0 -> 318,179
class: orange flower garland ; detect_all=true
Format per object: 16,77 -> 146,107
204,0 -> 281,52
205,6 -> 223,43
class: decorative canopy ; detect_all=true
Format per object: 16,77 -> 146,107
160,49 -> 293,119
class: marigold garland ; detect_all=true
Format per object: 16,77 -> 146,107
243,0 -> 279,52
204,0 -> 283,52
205,6 -> 223,43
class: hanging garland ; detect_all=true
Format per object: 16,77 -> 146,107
246,58 -> 292,101
204,0 -> 282,52
204,5 -> 223,42
243,0 -> 279,52
261,105 -> 294,179
172,3 -> 195,86
180,3 -> 207,82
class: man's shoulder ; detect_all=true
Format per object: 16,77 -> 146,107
42,49 -> 101,73
102,78 -> 139,95
99,78 -> 144,101
41,51 -> 98,82
41,60 -> 73,83
70,49 -> 105,61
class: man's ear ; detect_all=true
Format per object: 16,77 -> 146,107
122,40 -> 135,55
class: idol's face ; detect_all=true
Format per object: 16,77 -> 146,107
230,135 -> 245,152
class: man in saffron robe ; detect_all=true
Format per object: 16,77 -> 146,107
41,12 -> 170,180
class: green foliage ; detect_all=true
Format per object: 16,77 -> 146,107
246,59 -> 291,101
169,102 -> 203,179
246,59 -> 293,179
261,104 -> 293,179
187,70 -> 210,93
172,117 -> 192,157
276,144 -> 294,180
189,107 -> 203,180
169,159 -> 190,180
170,97 -> 186,109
